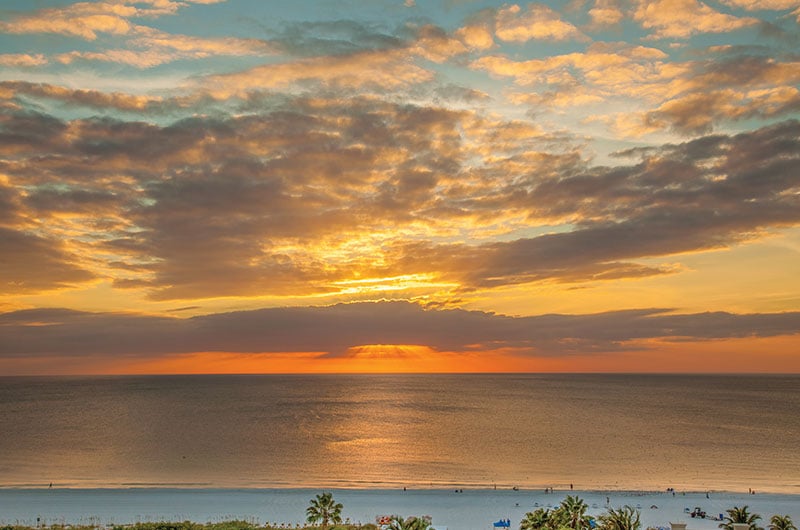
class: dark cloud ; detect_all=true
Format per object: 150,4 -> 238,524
390,120 -> 800,289
0,227 -> 95,294
1,302 -> 798,359
25,187 -> 121,214
1,93 -> 799,298
433,83 -> 490,102
269,20 -> 406,57
640,53 -> 800,134
0,81 -> 225,115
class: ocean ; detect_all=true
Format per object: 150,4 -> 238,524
1,374 -> 798,494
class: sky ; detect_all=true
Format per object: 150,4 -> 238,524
1,0 -> 799,375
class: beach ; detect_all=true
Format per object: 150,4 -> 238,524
1,488 -> 798,530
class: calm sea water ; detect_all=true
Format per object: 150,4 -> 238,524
0,374 -> 798,493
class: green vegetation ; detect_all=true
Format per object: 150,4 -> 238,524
720,506 -> 763,530
768,516 -> 797,530
598,506 -> 641,530
306,492 -> 344,530
385,516 -> 433,530
520,495 -> 595,530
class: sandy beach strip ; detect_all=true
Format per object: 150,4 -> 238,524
1,489 -> 798,530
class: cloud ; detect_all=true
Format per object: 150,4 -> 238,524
471,42 -> 670,109
0,0 -> 223,40
587,0 -> 624,28
202,48 -> 435,97
0,2 -> 137,40
0,227 -> 95,294
632,0 -> 759,39
495,3 -> 588,42
0,1 -> 260,69
473,42 -> 800,134
0,81 -> 175,112
718,0 -> 799,10
1,302 -> 798,359
455,23 -> 495,50
0,54 -> 48,67
386,119 -> 800,288
633,87 -> 800,135
55,28 -> 275,68
610,53 -> 800,135
2,84 -> 799,298
268,20 -> 406,58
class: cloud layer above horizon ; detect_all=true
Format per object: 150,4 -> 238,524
1,0 -> 799,373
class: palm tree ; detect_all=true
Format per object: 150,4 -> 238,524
558,495 -> 595,530
386,515 -> 433,530
306,492 -> 343,530
520,508 -> 551,530
769,516 -> 797,530
719,506 -> 762,530
599,506 -> 641,530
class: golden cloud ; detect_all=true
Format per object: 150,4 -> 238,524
0,54 -> 48,67
203,49 -> 434,97
588,0 -> 624,28
633,0 -> 759,39
495,3 -> 588,42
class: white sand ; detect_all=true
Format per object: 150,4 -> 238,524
0,489 -> 798,530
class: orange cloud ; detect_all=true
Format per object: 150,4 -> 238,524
495,3 -> 587,42
0,2 -> 136,40
0,53 -> 48,67
0,0 -> 227,40
203,49 -> 434,97
633,0 -> 759,39
718,0 -> 798,9
3,334 -> 799,375
56,28 -> 274,68
587,0 -> 624,28
456,24 -> 495,50
0,81 -> 171,111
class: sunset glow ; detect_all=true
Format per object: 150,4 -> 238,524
1,0 -> 799,374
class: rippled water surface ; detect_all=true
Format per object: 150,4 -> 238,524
1,374 -> 797,492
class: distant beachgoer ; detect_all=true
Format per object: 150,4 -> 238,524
706,492 -> 709,499
49,483 -> 52,488
570,483 -> 573,490
606,497 -> 610,504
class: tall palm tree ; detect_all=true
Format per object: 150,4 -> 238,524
769,516 -> 797,530
520,508 -> 551,530
559,495 -> 594,530
719,506 -> 762,530
599,506 -> 641,530
387,515 -> 433,530
306,492 -> 343,530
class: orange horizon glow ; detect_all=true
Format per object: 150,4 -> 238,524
2,335 -> 798,376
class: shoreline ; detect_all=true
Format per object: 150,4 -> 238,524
1,488 -> 798,530
1,484 -> 798,495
